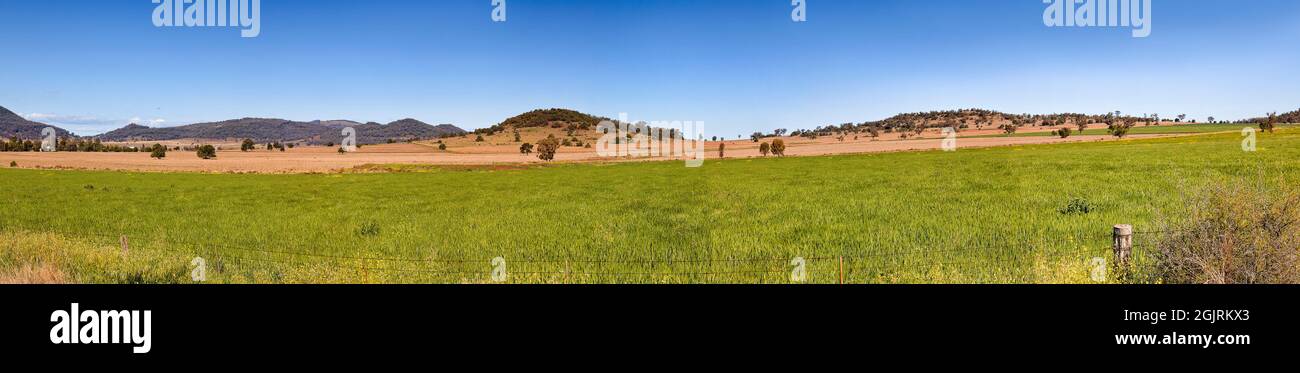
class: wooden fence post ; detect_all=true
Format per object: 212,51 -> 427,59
119,235 -> 129,256
1112,224 -> 1133,274
838,256 -> 844,285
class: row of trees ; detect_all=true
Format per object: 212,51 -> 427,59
240,139 -> 293,152
0,137 -> 143,152
787,109 -> 1214,140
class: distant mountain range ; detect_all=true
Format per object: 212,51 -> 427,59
96,117 -> 466,145
0,106 -> 73,139
0,105 -> 467,145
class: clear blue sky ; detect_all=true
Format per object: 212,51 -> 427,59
1,0 -> 1298,136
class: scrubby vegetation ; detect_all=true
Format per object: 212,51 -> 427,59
1146,180 -> 1300,284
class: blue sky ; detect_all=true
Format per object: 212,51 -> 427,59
1,0 -> 1298,136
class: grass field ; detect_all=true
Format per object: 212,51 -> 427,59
2,128 -> 1297,284
966,123 -> 1289,138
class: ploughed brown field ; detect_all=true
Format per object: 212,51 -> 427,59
1,123 -> 1189,173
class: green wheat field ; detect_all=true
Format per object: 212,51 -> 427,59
2,128 -> 1297,284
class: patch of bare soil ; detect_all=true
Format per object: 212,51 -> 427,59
0,124 -> 1185,173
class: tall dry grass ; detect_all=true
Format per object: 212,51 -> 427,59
1149,179 -> 1300,284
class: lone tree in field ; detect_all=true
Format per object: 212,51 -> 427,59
770,138 -> 786,156
519,143 -> 534,154
759,142 -> 771,157
1075,119 -> 1089,133
1108,119 -> 1134,138
240,139 -> 255,152
1055,128 -> 1072,139
149,144 -> 166,159
438,143 -> 447,151
1261,112 -> 1277,133
536,136 -> 559,161
1000,123 -> 1018,136
196,145 -> 217,159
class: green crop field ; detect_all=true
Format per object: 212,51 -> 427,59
2,128 -> 1297,284
966,123 -> 1290,138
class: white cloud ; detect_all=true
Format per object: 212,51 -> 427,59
20,113 -> 166,136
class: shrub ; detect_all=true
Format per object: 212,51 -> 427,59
1148,181 -> 1300,284
759,142 -> 770,157
1261,112 -> 1277,133
770,139 -> 786,156
1108,121 -> 1133,138
240,139 -> 255,152
475,135 -> 485,142
1055,128 -> 1072,139
337,147 -> 346,154
438,143 -> 447,151
150,144 -> 166,159
196,145 -> 217,159
356,222 -> 381,237
719,143 -> 725,158
520,143 -> 534,154
1000,124 -> 1018,135
9,161 -> 15,167
536,136 -> 559,161
1058,197 -> 1091,215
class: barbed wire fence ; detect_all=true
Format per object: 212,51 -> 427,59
2,224 -> 1130,284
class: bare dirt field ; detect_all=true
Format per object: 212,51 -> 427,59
0,123 -> 1191,173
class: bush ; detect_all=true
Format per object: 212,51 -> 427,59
149,144 -> 166,159
9,161 -> 15,167
438,143 -> 447,151
1000,124 -> 1018,135
1148,180 -> 1300,284
519,143 -> 533,154
1058,197 -> 1091,215
759,142 -> 770,157
1108,121 -> 1133,138
356,222 -> 380,237
770,139 -> 786,156
1261,112 -> 1277,133
536,136 -> 559,161
475,135 -> 485,142
1054,128 -> 1072,139
240,139 -> 255,152
196,145 -> 217,159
